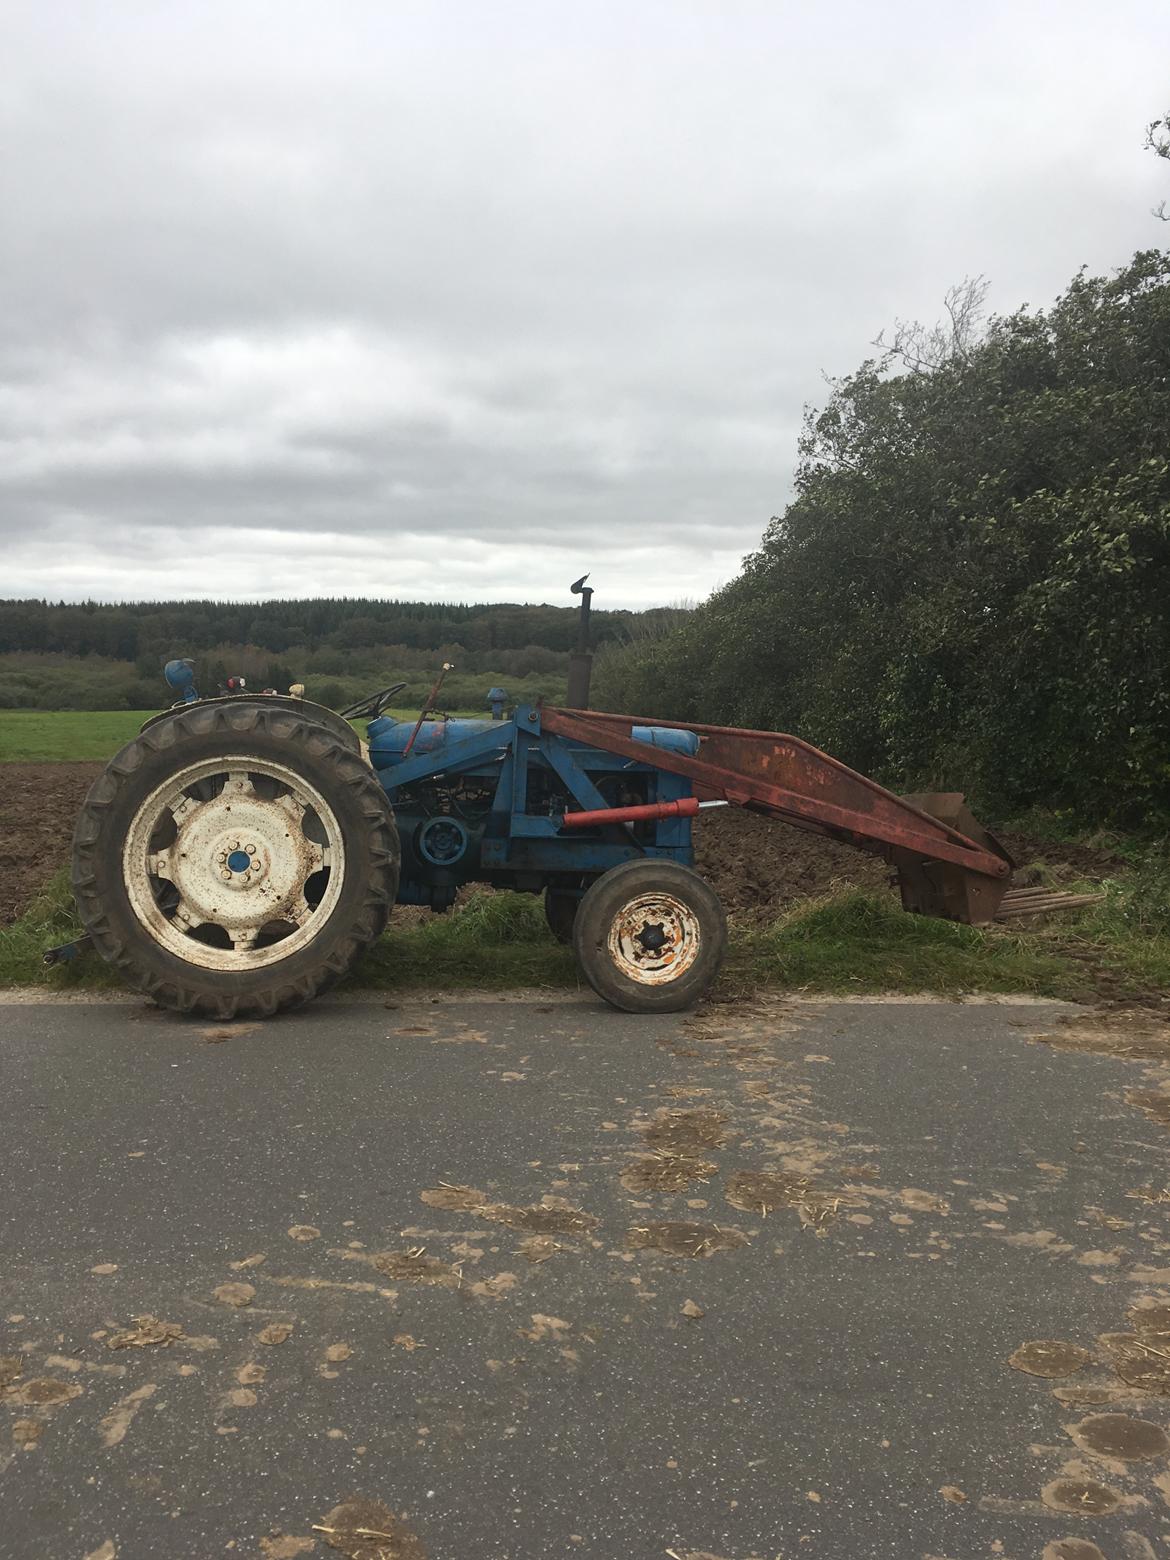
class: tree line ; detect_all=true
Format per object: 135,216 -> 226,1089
0,597 -> 694,710
0,596 -> 671,663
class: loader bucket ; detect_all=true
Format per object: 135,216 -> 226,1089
892,794 -> 1015,926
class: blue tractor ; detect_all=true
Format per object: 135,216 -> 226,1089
69,588 -> 1011,1019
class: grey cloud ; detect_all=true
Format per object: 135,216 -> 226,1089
0,0 -> 1167,606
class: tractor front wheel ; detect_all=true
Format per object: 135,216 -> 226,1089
572,860 -> 727,1014
72,700 -> 399,1019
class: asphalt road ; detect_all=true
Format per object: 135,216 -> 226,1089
4,991 -> 1170,1560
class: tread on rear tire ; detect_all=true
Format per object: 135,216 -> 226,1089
71,700 -> 399,1019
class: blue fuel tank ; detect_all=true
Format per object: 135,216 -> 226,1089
630,725 -> 700,757
366,715 -> 698,769
366,716 -> 501,770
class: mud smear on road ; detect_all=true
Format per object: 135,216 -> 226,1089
642,1107 -> 729,1153
315,1496 -> 426,1558
213,1282 -> 256,1308
620,1155 -> 718,1194
99,1383 -> 157,1447
626,1221 -> 748,1258
371,1251 -> 461,1287
474,1200 -> 599,1236
516,1235 -> 560,1263
724,1167 -> 837,1226
1126,1089 -> 1170,1127
1028,1009 -> 1170,1063
7,1376 -> 83,1406
200,1022 -> 261,1043
1,1355 -> 87,1463
467,1272 -> 519,1301
419,1184 -> 488,1212
1040,1477 -> 1123,1514
1023,1008 -> 1170,1157
107,1315 -> 184,1349
418,1184 -> 598,1237
1042,1542 -> 1108,1560
1000,1229 -> 1075,1257
1067,1412 -> 1170,1460
1008,1340 -> 1092,1379
11,1418 -> 42,1449
1099,1330 -> 1170,1393
1006,1294 -> 1170,1527
1129,1304 -> 1170,1331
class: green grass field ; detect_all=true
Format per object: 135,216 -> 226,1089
0,707 -> 474,763
0,710 -> 163,762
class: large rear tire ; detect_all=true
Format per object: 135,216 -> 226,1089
571,859 -> 727,1014
72,700 -> 399,1019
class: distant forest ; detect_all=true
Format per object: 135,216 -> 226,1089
0,596 -> 687,711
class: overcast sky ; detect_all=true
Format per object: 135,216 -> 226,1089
1,1 -> 1167,610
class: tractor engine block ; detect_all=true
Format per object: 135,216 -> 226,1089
366,712 -> 698,911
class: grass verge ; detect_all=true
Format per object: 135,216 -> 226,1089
0,870 -> 575,995
5,873 -> 1167,1004
723,889 -> 1083,999
0,872 -> 125,992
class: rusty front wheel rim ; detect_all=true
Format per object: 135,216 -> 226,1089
121,755 -> 346,971
605,891 -> 702,985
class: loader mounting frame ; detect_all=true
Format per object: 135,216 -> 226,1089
540,707 -> 1012,925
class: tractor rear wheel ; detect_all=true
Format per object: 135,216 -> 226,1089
71,700 -> 399,1019
572,859 -> 727,1014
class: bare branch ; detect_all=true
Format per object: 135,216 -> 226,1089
872,276 -> 990,374
1145,113 -> 1170,220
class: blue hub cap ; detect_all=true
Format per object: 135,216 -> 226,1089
227,849 -> 251,873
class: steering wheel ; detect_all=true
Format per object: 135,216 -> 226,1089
339,682 -> 408,721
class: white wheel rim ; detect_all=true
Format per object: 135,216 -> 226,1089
606,891 -> 702,985
122,756 -> 346,971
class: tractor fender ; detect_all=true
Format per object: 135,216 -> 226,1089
139,695 -> 364,758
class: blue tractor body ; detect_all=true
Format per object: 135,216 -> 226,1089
366,703 -> 699,909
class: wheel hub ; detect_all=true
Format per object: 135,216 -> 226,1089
169,795 -> 306,926
122,757 -> 343,969
608,892 -> 702,985
636,921 -> 668,952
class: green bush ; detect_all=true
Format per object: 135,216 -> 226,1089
1100,847 -> 1170,936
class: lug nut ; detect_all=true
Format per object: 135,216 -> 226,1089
245,843 -> 256,856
